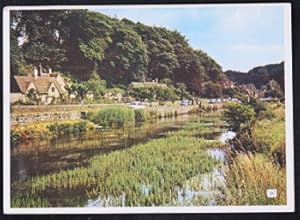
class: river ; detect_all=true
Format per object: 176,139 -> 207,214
11,114 -> 237,207
11,114 -> 200,182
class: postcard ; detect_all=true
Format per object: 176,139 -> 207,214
2,3 -> 294,214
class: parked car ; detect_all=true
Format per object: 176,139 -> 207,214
209,98 -> 222,104
181,99 -> 190,106
128,101 -> 145,109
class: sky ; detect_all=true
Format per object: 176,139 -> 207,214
94,5 -> 285,72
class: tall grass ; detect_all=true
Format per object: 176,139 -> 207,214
89,106 -> 135,128
12,120 -> 224,207
134,109 -> 147,123
12,193 -> 50,207
220,153 -> 286,205
220,102 -> 287,205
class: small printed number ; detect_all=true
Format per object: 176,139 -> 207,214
267,189 -> 277,198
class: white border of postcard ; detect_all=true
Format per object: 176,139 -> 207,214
2,3 -> 294,214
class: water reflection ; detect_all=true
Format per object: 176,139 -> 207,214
11,115 -> 198,182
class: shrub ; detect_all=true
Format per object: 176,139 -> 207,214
11,131 -> 21,142
134,109 -> 147,124
252,119 -> 285,165
223,102 -> 255,131
11,120 -> 92,140
156,87 -> 178,102
47,121 -> 88,137
89,106 -> 135,128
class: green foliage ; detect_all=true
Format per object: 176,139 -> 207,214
14,120 -> 223,207
225,62 -> 284,90
10,12 -> 25,75
85,64 -> 107,99
252,104 -> 285,165
15,11 -> 69,70
101,28 -> 149,84
47,121 -> 88,137
69,82 -> 89,101
12,10 -> 225,97
11,120 -> 92,140
220,153 -> 286,205
156,87 -> 178,102
12,193 -> 50,208
89,106 -> 135,128
203,81 -> 223,98
26,89 -> 40,105
128,87 -> 155,101
134,109 -> 147,123
223,102 -> 255,131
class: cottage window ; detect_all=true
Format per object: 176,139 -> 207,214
51,87 -> 55,92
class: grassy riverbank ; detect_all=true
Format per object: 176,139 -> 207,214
11,120 -> 96,141
12,115 -> 224,207
221,102 -> 286,205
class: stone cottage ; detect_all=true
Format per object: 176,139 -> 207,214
11,68 -> 68,105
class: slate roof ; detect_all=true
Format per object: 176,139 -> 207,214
129,82 -> 168,89
13,75 -> 67,94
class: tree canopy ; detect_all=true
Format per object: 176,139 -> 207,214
11,9 -> 225,97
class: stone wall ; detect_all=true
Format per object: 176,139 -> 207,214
10,93 -> 25,103
11,111 -> 81,125
10,104 -> 199,125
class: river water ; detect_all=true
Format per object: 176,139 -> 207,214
11,115 -> 199,182
11,114 -> 236,207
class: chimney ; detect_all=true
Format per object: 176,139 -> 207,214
33,67 -> 38,78
48,68 -> 52,74
39,63 -> 43,76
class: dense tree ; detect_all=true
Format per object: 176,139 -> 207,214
100,27 -> 149,85
225,62 -> 284,90
10,11 -> 25,75
15,10 -> 70,71
223,102 -> 256,132
85,64 -> 107,98
11,9 -> 225,98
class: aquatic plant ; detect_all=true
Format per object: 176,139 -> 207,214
134,109 -> 147,123
89,106 -> 135,128
13,120 -> 224,207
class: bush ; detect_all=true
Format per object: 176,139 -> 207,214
89,106 -> 135,128
134,109 -> 147,124
11,131 -> 21,142
223,102 -> 255,131
156,87 -> 178,102
47,121 -> 88,137
11,120 -> 92,140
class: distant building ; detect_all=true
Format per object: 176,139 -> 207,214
128,79 -> 168,90
219,80 -> 235,89
11,67 -> 68,104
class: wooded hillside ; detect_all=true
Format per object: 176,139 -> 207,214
10,10 -> 225,97
225,62 -> 284,90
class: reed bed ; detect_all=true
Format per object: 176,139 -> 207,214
220,102 -> 286,205
89,106 -> 135,128
12,120 -> 224,207
220,153 -> 286,205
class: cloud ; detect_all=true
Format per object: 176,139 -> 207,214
92,5 -> 285,72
